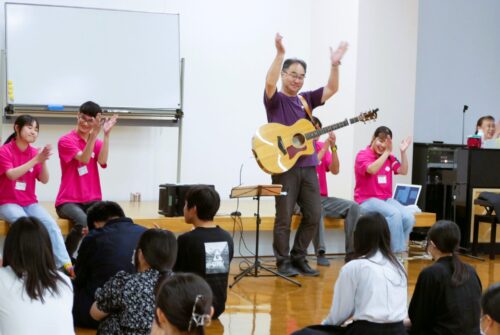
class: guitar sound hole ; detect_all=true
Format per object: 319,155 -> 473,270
292,134 -> 306,148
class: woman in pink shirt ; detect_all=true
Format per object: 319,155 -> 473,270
354,126 -> 414,254
0,115 -> 73,273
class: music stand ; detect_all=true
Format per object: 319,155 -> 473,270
229,184 -> 301,287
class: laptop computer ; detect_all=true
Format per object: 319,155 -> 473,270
393,183 -> 422,206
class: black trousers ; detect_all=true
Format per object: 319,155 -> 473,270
292,321 -> 406,335
345,321 -> 406,335
271,166 -> 321,264
56,201 -> 99,257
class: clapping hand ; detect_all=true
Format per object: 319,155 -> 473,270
385,137 -> 393,154
36,144 -> 53,163
326,132 -> 336,147
102,114 -> 118,135
400,136 -> 412,152
330,41 -> 349,66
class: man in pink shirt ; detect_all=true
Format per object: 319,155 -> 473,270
310,117 -> 360,265
55,101 -> 117,257
354,126 -> 414,254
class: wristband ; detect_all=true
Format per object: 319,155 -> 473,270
331,144 -> 337,152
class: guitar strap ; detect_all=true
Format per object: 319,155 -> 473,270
297,95 -> 313,121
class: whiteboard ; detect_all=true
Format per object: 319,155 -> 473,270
5,3 -> 180,111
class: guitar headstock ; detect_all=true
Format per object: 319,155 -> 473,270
358,108 -> 378,123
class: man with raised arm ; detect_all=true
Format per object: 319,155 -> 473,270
264,33 -> 348,277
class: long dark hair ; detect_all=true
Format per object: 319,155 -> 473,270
481,283 -> 500,323
155,273 -> 213,335
427,220 -> 469,286
135,228 -> 177,274
353,212 -> 406,277
3,217 -> 67,302
3,114 -> 39,144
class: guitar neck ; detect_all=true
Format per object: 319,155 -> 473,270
305,116 -> 360,140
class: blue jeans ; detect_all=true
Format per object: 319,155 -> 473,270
0,203 -> 71,268
360,198 -> 415,253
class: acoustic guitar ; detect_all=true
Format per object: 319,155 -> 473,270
252,109 -> 378,174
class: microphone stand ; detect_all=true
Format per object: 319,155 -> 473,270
461,105 -> 468,145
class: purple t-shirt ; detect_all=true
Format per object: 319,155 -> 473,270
264,87 -> 324,167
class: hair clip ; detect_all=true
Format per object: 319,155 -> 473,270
188,295 -> 211,331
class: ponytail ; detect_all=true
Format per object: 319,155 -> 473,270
450,252 -> 469,287
428,220 -> 470,287
3,132 -> 16,144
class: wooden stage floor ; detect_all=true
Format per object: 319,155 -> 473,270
76,254 -> 500,335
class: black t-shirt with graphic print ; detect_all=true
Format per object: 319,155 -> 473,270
174,226 -> 234,319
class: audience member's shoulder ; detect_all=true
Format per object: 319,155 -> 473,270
420,258 -> 451,279
113,270 -> 132,281
0,266 -> 14,281
217,226 -> 233,237
341,257 -> 368,272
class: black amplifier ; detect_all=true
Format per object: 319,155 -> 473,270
158,184 -> 215,217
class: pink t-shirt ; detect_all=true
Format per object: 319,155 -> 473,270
354,146 -> 401,204
0,141 -> 42,206
314,141 -> 331,197
55,130 -> 106,206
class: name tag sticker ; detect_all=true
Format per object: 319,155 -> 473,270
377,175 -> 387,184
78,166 -> 88,176
91,152 -> 95,159
15,181 -> 27,191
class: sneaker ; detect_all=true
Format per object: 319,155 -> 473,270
316,253 -> 330,267
292,258 -> 320,277
277,261 -> 299,277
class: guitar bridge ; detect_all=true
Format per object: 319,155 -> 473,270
277,136 -> 287,155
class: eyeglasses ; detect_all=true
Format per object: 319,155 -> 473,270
78,115 -> 94,124
284,71 -> 306,81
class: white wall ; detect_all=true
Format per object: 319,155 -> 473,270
1,0 -> 418,206
353,0 -> 419,187
414,0 -> 500,144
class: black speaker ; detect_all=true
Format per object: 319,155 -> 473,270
158,184 -> 177,216
158,184 -> 216,217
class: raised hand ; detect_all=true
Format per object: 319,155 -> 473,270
385,137 -> 393,154
330,41 -> 349,66
89,114 -> 102,136
275,33 -> 285,55
400,136 -> 412,152
102,114 -> 118,135
326,131 -> 336,147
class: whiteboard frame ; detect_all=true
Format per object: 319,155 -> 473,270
3,3 -> 182,117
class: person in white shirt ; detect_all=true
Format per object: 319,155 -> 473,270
323,212 -> 407,335
0,216 -> 74,335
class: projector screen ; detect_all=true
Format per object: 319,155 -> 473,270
5,3 -> 180,111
